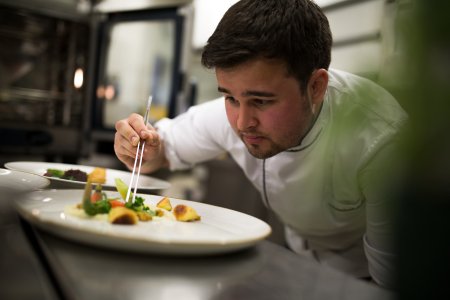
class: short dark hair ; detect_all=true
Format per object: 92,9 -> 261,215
201,0 -> 332,90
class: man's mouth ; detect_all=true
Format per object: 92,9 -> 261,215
241,132 -> 265,145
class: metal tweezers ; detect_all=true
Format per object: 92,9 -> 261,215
125,95 -> 153,203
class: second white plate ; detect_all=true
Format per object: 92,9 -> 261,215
0,168 -> 50,193
5,161 -> 170,191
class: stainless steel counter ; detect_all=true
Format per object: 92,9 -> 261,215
22,221 -> 394,300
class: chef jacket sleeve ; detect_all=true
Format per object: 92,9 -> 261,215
155,98 -> 229,171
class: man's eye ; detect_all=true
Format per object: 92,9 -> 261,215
253,99 -> 271,107
226,96 -> 238,105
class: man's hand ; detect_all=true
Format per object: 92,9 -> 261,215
114,113 -> 168,173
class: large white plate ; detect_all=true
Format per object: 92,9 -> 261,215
15,189 -> 272,255
0,168 -> 50,193
5,161 -> 170,191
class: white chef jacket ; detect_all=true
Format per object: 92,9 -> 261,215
155,69 -> 407,287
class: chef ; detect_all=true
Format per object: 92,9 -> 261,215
114,0 -> 407,289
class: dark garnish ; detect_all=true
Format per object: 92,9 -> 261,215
62,169 -> 87,182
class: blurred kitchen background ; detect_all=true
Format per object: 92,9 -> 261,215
6,0 -> 449,299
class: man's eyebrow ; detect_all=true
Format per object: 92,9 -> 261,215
218,86 -> 275,97
218,86 -> 230,94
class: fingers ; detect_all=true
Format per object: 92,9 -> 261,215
117,113 -> 160,145
114,113 -> 162,170
114,131 -> 135,158
140,123 -> 161,147
115,113 -> 142,146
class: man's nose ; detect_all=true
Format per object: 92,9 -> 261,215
237,105 -> 257,130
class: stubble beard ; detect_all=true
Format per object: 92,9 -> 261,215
240,133 -> 291,159
245,141 -> 282,159
240,110 -> 316,160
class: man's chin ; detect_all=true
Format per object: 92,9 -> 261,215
245,144 -> 282,159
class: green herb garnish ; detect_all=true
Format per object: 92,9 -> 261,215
45,168 -> 65,178
82,180 -> 111,216
125,196 -> 156,216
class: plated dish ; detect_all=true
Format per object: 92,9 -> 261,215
14,189 -> 272,255
0,168 -> 50,192
5,161 -> 170,191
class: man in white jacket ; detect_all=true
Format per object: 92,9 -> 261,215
114,0 -> 407,289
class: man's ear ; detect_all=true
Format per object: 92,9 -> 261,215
308,68 -> 328,109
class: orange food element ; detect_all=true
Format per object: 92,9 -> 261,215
89,167 -> 106,184
108,207 -> 138,225
156,197 -> 172,211
90,184 -> 103,202
90,191 -> 102,202
136,211 -> 153,222
108,199 -> 125,208
173,204 -> 201,222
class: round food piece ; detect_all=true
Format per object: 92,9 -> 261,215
108,207 -> 138,225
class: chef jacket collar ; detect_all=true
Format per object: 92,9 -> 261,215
285,89 -> 329,152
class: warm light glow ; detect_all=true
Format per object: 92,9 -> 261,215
74,68 -> 84,88
96,84 -> 116,100
104,85 -> 116,100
